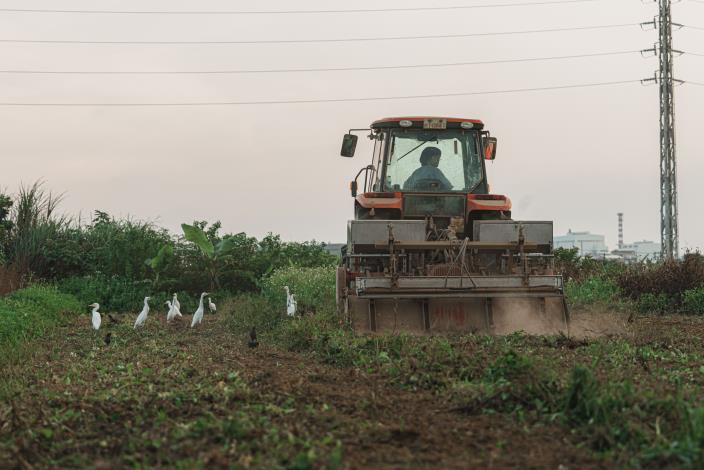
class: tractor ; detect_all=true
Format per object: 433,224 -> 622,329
336,116 -> 569,335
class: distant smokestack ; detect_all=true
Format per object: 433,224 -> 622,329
617,213 -> 624,249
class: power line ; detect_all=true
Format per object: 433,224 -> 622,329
0,80 -> 640,106
0,50 -> 641,75
684,24 -> 704,30
687,80 -> 704,86
0,23 -> 641,45
0,0 -> 602,15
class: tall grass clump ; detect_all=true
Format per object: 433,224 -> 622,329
617,253 -> 704,314
260,265 -> 336,314
6,181 -> 72,282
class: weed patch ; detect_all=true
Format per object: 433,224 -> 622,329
0,285 -> 81,352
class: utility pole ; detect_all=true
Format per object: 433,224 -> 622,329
644,0 -> 681,259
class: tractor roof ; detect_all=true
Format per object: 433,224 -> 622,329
371,116 -> 485,130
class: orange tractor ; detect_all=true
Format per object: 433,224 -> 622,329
336,116 -> 569,335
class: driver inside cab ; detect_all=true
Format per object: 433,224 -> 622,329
403,146 -> 453,191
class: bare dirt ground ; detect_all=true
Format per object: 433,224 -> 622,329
0,312 -> 615,469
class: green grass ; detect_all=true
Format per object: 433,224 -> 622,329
565,276 -> 623,308
0,285 -> 82,352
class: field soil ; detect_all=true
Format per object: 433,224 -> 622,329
1,310 -> 703,468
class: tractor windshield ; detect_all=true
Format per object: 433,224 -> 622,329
382,129 -> 482,192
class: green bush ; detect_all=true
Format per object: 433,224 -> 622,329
57,274 -> 206,313
0,285 -> 82,351
637,292 -> 676,314
682,288 -> 704,315
57,275 -> 152,312
260,266 -> 336,314
565,276 -> 621,307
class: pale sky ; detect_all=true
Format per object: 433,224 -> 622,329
1,0 -> 703,250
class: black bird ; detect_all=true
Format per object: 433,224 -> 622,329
107,313 -> 120,324
104,332 -> 112,346
248,327 -> 259,348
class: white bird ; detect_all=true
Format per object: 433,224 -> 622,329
208,297 -> 216,314
289,294 -> 298,316
165,300 -> 176,322
191,292 -> 209,328
89,303 -> 101,330
172,293 -> 183,318
133,296 -> 151,329
284,286 -> 297,317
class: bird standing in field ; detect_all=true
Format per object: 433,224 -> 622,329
248,327 -> 259,348
284,286 -> 297,317
172,293 -> 183,318
208,297 -> 216,314
104,332 -> 112,346
107,313 -> 120,324
165,300 -> 176,323
89,303 -> 101,330
133,297 -> 151,329
190,292 -> 208,328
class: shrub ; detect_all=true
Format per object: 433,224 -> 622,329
57,275 -> 153,312
682,288 -> 704,315
260,266 -> 336,314
637,292 -> 676,314
616,254 -> 704,311
56,274 -> 202,313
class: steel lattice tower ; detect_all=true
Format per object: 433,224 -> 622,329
657,0 -> 679,259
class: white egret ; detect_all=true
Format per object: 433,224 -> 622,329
284,286 -> 297,316
89,303 -> 101,330
172,293 -> 183,318
289,294 -> 298,316
165,300 -> 176,323
208,297 -> 216,314
190,292 -> 209,328
133,297 -> 151,329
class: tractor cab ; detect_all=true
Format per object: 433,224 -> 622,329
341,117 -> 506,237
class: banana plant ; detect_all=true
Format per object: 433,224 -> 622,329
181,223 -> 236,290
144,244 -> 174,286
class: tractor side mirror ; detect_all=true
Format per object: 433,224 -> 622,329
350,180 -> 358,197
341,134 -> 358,157
483,137 -> 497,160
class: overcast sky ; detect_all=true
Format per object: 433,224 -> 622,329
1,0 -> 703,250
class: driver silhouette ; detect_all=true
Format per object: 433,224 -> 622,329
403,146 -> 452,191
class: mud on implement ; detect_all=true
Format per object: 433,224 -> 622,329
336,117 -> 569,335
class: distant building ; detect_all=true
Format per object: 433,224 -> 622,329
621,240 -> 661,261
554,230 -> 608,258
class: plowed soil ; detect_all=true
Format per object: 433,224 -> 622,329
0,312 -> 611,469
